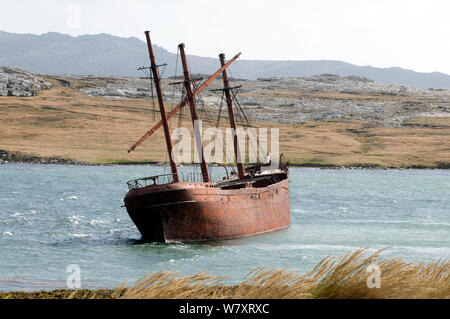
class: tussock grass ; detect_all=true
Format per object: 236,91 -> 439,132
307,248 -> 449,299
1,248 -> 448,299
122,248 -> 449,299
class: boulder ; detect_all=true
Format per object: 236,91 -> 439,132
0,66 -> 52,96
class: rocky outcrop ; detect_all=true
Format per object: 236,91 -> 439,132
76,74 -> 450,127
0,150 -> 84,165
0,66 -> 52,96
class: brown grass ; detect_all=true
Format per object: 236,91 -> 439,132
1,78 -> 449,168
120,248 -> 449,299
1,248 -> 447,299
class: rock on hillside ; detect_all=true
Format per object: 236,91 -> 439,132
0,66 -> 52,96
75,73 -> 450,127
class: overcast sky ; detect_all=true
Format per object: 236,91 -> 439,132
1,0 -> 449,74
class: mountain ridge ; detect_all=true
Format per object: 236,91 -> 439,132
1,31 -> 449,89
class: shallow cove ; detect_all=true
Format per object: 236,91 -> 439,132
0,164 -> 448,291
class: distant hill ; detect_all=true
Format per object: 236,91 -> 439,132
1,31 -> 450,89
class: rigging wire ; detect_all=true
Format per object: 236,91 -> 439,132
140,67 -> 158,122
227,67 -> 261,164
184,52 -> 202,174
215,91 -> 225,128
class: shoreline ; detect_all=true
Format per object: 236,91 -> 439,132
1,149 -> 449,170
1,249 -> 448,299
1,75 -> 449,172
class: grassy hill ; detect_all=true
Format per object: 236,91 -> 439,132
1,76 -> 449,168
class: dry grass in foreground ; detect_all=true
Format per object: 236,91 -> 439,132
1,248 -> 448,299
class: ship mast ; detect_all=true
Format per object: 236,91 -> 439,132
144,31 -> 179,183
127,52 -> 241,153
178,43 -> 210,183
219,53 -> 245,180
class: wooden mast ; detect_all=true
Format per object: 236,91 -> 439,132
127,52 -> 241,153
144,31 -> 179,183
178,43 -> 210,183
219,53 -> 245,180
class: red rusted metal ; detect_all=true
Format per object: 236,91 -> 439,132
144,31 -> 179,182
124,32 -> 290,243
124,176 -> 290,242
127,52 -> 242,153
178,43 -> 210,183
219,53 -> 245,180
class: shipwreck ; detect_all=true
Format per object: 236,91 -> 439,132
123,31 -> 290,242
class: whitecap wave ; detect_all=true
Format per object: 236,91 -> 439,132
89,219 -> 106,226
68,233 -> 90,238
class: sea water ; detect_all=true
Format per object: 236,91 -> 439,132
0,164 -> 448,291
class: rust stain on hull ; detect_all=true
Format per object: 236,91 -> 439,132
124,179 -> 290,242
123,31 -> 290,243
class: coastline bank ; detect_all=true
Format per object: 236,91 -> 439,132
1,249 -> 448,299
1,77 -> 449,171
1,149 -> 448,169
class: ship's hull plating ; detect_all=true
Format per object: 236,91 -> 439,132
124,179 -> 290,242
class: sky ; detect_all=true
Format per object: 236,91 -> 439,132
0,0 -> 449,74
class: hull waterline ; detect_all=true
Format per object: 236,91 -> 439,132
124,178 -> 290,242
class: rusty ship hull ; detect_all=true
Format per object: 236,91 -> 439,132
124,176 -> 290,242
123,31 -> 290,243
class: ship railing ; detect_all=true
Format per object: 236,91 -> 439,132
127,174 -> 175,190
127,172 -> 225,190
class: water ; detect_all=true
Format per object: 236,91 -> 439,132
0,164 -> 449,291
